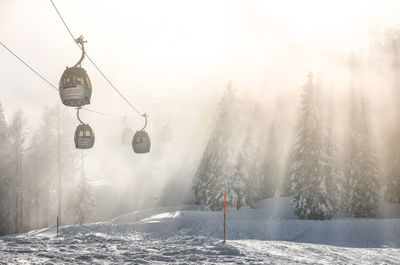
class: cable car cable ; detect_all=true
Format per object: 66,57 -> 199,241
81,107 -> 119,117
50,0 -> 145,118
0,41 -> 58,92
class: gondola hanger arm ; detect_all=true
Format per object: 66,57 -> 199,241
73,35 -> 86,68
141,113 -> 148,131
76,107 -> 86,125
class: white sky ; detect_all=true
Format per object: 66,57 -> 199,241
2,0 -> 400,122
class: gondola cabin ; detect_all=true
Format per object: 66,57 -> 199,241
160,125 -> 173,142
74,124 -> 95,149
132,130 -> 151,153
121,128 -> 133,145
59,67 -> 92,107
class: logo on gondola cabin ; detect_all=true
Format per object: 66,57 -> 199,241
68,89 -> 80,94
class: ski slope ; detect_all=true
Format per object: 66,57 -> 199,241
1,199 -> 400,264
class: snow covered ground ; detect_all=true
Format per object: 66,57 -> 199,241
1,230 -> 399,264
1,198 -> 400,264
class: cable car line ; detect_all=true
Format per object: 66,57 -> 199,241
81,107 -> 119,117
0,41 -> 58,92
0,41 -> 119,118
49,0 -> 76,45
50,0 -> 145,118
86,55 -> 144,117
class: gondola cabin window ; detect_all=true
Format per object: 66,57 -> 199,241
76,76 -> 84,85
86,76 -> 92,90
64,75 -> 75,87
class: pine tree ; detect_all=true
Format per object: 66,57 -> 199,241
24,132 -> 42,229
384,37 -> 400,203
75,151 -> 94,224
289,73 -> 336,220
320,91 -> 342,213
58,107 -> 80,225
9,109 -> 29,233
0,103 -> 13,235
238,127 -> 259,207
23,105 -> 78,229
344,53 -> 380,217
259,124 -> 280,199
193,81 -> 246,210
277,95 -> 296,197
346,95 -> 380,217
35,107 -> 57,227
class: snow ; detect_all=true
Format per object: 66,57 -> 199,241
1,232 -> 399,264
1,197 -> 400,264
253,196 -> 297,219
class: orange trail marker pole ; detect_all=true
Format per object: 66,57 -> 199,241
224,194 -> 226,243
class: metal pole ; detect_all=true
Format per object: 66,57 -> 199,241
19,115 -> 24,232
15,115 -> 20,234
57,106 -> 62,226
223,194 -> 226,243
15,112 -> 22,233
81,150 -> 84,179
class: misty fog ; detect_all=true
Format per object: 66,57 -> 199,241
1,0 -> 400,231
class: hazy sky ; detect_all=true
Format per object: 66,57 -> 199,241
2,0 -> 400,220
2,0 -> 400,123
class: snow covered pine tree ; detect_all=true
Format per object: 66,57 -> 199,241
346,95 -> 380,217
320,91 -> 342,213
75,151 -> 94,224
238,127 -> 259,207
0,103 -> 14,235
384,36 -> 400,204
193,81 -> 246,210
258,124 -> 281,200
288,73 -> 337,220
